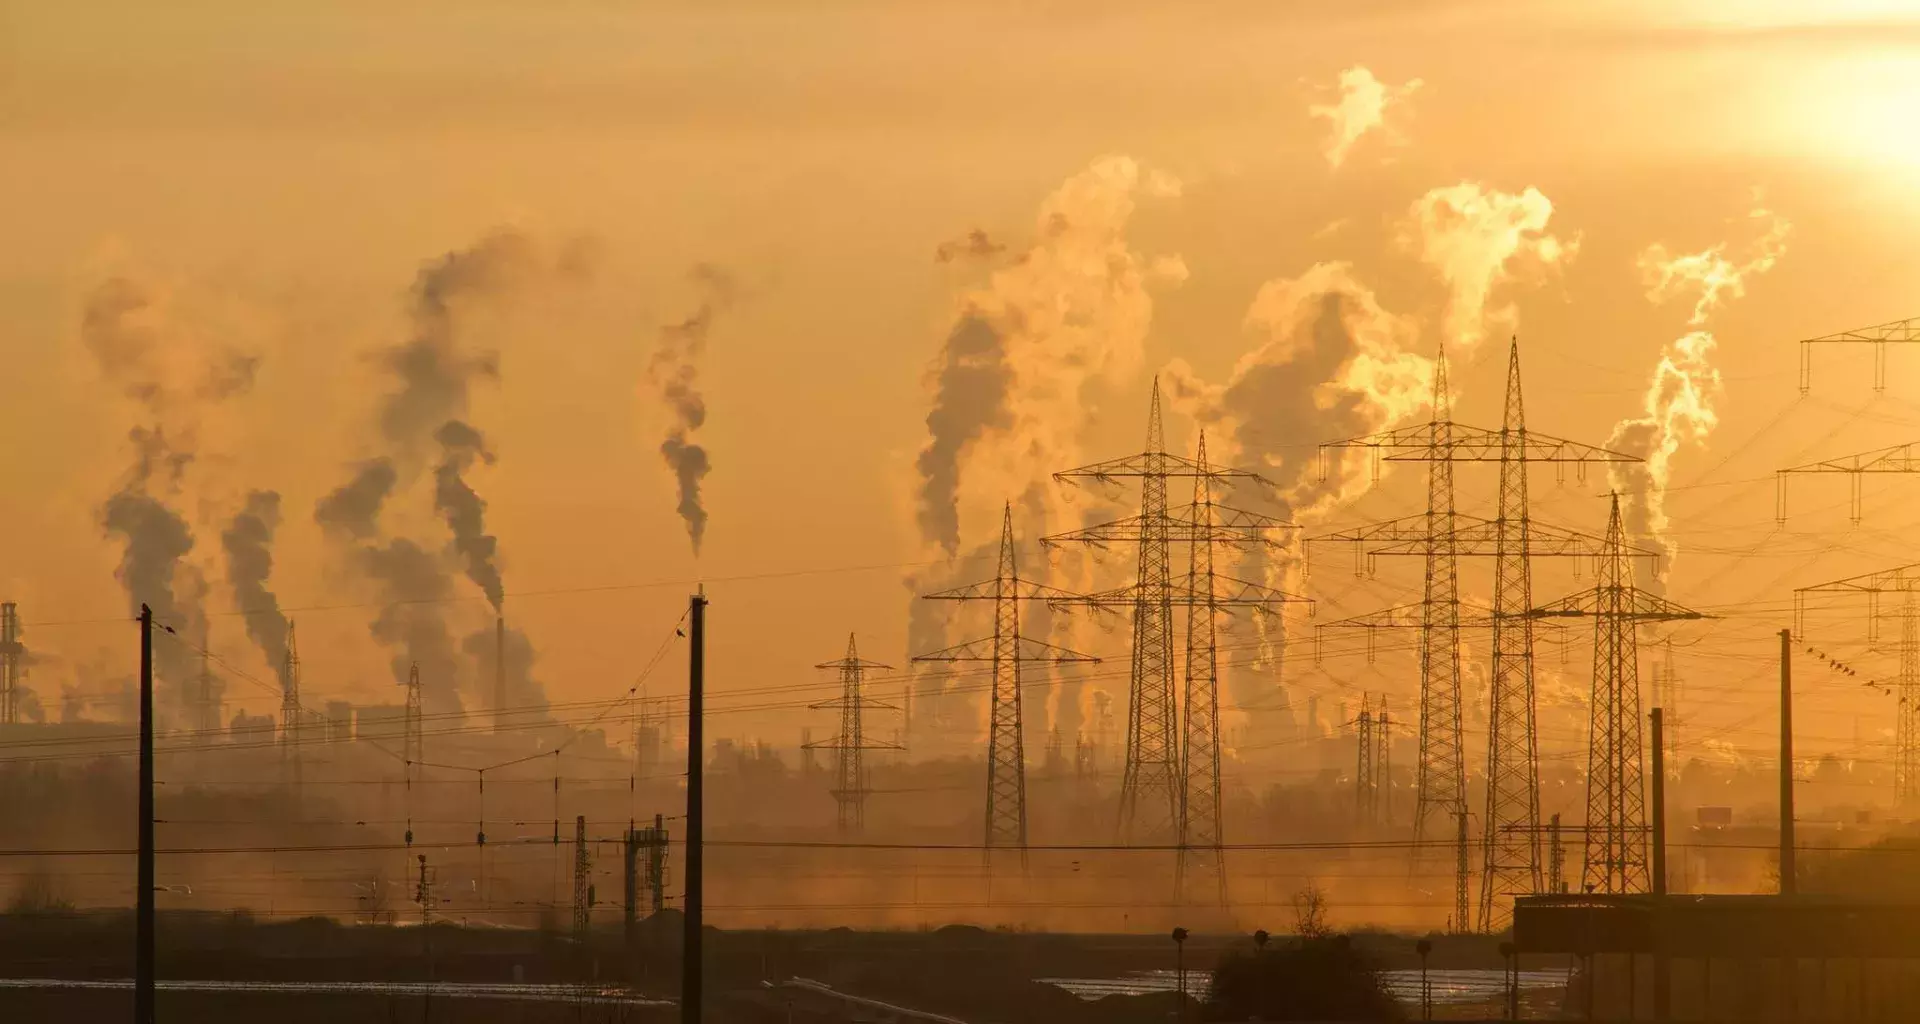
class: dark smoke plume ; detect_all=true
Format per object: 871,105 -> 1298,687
314,459 -> 397,541
649,264 -> 737,555
433,419 -> 502,611
222,490 -> 289,669
360,539 -> 462,715
462,623 -> 547,719
101,489 -> 197,676
378,231 -> 536,449
914,312 -> 1011,557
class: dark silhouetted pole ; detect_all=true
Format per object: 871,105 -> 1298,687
1416,938 -> 1433,1020
682,590 -> 706,1024
1780,628 -> 1797,1021
1779,628 -> 1795,894
1171,927 -> 1189,1019
1651,707 -> 1670,1021
137,604 -> 155,1024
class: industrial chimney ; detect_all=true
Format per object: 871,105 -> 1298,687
494,614 -> 506,734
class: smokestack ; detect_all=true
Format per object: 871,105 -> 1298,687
494,614 -> 505,734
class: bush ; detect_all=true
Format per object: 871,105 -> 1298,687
1202,933 -> 1403,1022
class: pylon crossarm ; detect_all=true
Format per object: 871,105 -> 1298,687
1798,562 -> 1920,595
1526,586 -> 1711,622
1780,442 -> 1920,476
1316,602 -> 1501,631
1310,514 -> 1655,561
1802,316 -> 1920,345
911,636 -> 1100,664
1384,428 -> 1640,465
1044,511 -> 1287,548
920,579 -> 1087,602
812,657 -> 895,671
1055,451 -> 1273,487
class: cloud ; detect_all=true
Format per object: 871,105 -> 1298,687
1309,66 -> 1421,168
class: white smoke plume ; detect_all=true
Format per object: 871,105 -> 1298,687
649,264 -> 737,556
1161,262 -> 1427,703
1609,207 -> 1790,583
1162,261 -> 1428,527
1400,183 -> 1577,351
914,154 -> 1186,557
1309,66 -> 1421,169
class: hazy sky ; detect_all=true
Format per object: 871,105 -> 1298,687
5,0 -> 1920,769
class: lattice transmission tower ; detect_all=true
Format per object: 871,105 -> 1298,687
917,503 -> 1098,856
1777,441 -> 1920,524
1048,388 -> 1295,845
572,814 -> 591,940
1795,562 -> 1920,806
0,602 -> 23,726
1531,493 -> 1706,894
280,619 -> 302,791
1311,340 -> 1645,932
804,634 -> 897,834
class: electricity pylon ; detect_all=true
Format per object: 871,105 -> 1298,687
403,662 -> 423,783
280,620 -> 303,792
1795,562 -> 1920,806
1048,390 -> 1291,846
1530,493 -> 1707,894
1356,697 -> 1377,823
572,814 -> 591,940
1313,339 -> 1644,932
1796,315 -> 1920,393
0,602 -> 23,725
804,634 -> 897,834
1776,441 -> 1920,523
916,503 -> 1098,856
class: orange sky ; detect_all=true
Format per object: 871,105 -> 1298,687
5,1 -> 1920,776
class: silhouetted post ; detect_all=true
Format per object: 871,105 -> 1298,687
136,604 -> 155,1024
1171,927 -> 1189,1019
1780,628 -> 1797,1022
1651,708 -> 1669,1021
1779,629 -> 1795,895
1416,938 -> 1433,1020
682,590 -> 706,1024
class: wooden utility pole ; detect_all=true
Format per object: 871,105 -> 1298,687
136,605 -> 155,1024
1779,629 -> 1795,894
682,590 -> 706,1024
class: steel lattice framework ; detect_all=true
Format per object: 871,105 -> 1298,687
280,620 -> 303,792
1796,315 -> 1920,393
1776,440 -> 1920,523
0,602 -> 22,726
804,634 -> 897,834
1794,562 -> 1920,805
917,503 -> 1098,853
1313,340 -> 1643,933
1047,386 -> 1288,845
1530,494 -> 1706,894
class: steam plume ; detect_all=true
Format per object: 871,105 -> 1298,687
361,539 -> 462,715
1609,207 -> 1790,583
433,420 -> 502,611
1401,183 -> 1576,349
1309,66 -> 1421,168
914,155 -> 1186,555
222,490 -> 289,669
650,264 -> 736,555
462,622 -> 548,720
